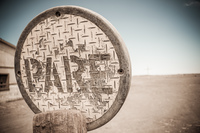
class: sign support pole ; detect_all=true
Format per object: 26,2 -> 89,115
33,110 -> 87,133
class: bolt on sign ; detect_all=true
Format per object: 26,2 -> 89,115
15,6 -> 131,131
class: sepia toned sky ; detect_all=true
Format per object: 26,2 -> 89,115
0,0 -> 200,75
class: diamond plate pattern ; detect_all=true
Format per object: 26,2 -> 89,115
20,14 -> 120,122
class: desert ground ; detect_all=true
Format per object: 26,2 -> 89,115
0,74 -> 200,133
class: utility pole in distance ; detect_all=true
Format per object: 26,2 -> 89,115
145,66 -> 152,75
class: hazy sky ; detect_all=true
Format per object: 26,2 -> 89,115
0,0 -> 200,75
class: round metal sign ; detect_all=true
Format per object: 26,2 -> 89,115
15,6 -> 131,130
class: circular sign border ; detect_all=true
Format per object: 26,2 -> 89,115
15,6 -> 131,131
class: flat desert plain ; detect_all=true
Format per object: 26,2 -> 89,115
0,74 -> 200,133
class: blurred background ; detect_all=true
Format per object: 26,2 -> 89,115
0,0 -> 200,133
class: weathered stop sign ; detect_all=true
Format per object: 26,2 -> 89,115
15,6 -> 131,131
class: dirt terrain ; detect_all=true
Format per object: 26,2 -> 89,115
0,74 -> 200,133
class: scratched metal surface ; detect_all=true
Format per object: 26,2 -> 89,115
15,6 -> 131,131
20,13 -> 120,120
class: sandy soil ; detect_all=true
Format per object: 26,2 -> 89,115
0,74 -> 200,133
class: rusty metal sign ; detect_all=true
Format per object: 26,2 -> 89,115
15,6 -> 131,130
